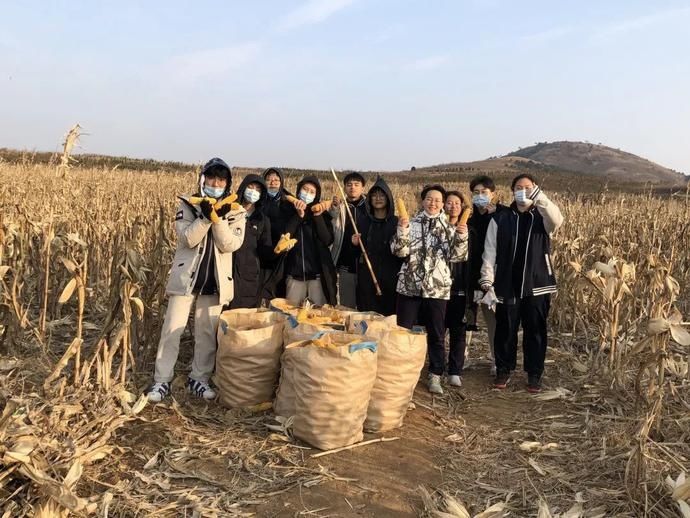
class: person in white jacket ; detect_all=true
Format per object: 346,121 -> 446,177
146,158 -> 246,402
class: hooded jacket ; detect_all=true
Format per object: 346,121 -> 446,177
166,159 -> 246,305
391,208 -> 469,300
480,188 -> 563,303
284,176 -> 338,305
231,174 -> 274,308
262,167 -> 294,248
356,177 -> 401,315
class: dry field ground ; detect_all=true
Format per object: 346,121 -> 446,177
1,162 -> 689,517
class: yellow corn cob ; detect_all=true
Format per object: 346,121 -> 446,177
285,194 -> 298,204
395,198 -> 408,220
459,207 -> 472,225
274,233 -> 298,254
213,193 -> 238,211
311,199 -> 332,213
189,196 -> 217,205
296,307 -> 309,322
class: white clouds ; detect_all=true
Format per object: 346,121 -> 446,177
591,6 -> 690,41
276,0 -> 356,31
163,42 -> 262,85
404,55 -> 450,72
521,26 -> 574,44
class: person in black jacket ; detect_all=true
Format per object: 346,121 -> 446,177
467,175 -> 508,375
284,176 -> 337,305
480,174 -> 563,393
442,191 -> 470,387
261,167 -> 295,299
352,176 -> 401,315
231,174 -> 274,309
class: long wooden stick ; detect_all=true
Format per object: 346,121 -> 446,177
311,437 -> 400,458
330,168 -> 382,296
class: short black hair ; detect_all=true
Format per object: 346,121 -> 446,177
445,190 -> 463,201
343,171 -> 366,186
421,184 -> 446,201
470,175 -> 496,192
511,173 -> 538,190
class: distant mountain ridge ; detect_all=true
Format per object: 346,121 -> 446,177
506,141 -> 686,186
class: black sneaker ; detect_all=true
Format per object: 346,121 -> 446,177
493,371 -> 511,389
527,375 -> 542,393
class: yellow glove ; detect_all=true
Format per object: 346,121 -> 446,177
274,233 -> 298,254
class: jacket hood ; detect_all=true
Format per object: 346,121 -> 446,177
367,176 -> 394,219
296,175 -> 322,205
237,173 -> 267,209
262,167 -> 292,196
199,157 -> 233,196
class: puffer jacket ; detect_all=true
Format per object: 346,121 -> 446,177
391,211 -> 468,300
165,196 -> 246,305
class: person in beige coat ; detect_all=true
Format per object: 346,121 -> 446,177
147,158 -> 246,402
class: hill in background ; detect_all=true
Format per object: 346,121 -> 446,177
506,141 -> 687,186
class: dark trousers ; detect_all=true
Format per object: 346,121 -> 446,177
494,295 -> 550,377
445,295 -> 467,375
397,294 -> 447,376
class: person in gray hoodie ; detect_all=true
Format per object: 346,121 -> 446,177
146,158 -> 246,403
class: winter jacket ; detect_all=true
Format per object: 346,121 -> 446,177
231,174 -> 274,309
285,176 -> 338,305
166,196 -> 246,306
356,177 -> 401,315
262,167 -> 294,249
467,203 -> 508,292
480,188 -> 563,304
330,195 -> 367,270
391,210 -> 469,300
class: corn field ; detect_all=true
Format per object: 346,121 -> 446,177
0,161 -> 689,516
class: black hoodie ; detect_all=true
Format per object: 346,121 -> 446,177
355,177 -> 401,315
230,174 -> 274,308
262,168 -> 294,248
284,176 -> 337,305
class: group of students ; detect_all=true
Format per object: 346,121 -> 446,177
146,157 -> 564,402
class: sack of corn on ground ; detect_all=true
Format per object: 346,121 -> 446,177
356,320 -> 427,432
287,333 -> 378,450
346,312 -> 397,334
214,308 -> 285,408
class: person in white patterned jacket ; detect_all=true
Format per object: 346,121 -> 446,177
391,184 -> 469,395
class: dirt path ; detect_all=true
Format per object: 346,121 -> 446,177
254,356 -> 561,517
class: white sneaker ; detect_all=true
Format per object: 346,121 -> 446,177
428,374 -> 444,395
448,375 -> 462,387
146,382 -> 171,403
186,377 -> 216,400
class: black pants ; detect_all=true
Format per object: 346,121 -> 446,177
397,294 -> 447,376
445,295 -> 467,375
494,295 -> 550,377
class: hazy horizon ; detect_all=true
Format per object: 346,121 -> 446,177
2,1 -> 689,173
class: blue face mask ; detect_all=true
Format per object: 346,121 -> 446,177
473,194 -> 491,208
244,188 -> 261,204
267,188 -> 280,198
299,190 -> 316,205
203,185 -> 225,199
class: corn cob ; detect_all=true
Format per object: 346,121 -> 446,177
214,193 -> 238,211
459,207 -> 472,225
395,198 -> 409,220
311,199 -> 333,213
285,194 -> 298,204
189,196 -> 217,205
274,233 -> 298,254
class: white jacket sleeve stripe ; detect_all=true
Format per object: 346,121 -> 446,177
480,219 -> 498,287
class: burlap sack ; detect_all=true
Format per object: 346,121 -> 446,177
287,333 -> 378,450
214,309 -> 285,408
362,324 -> 427,432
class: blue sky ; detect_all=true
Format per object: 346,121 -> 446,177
1,0 -> 689,172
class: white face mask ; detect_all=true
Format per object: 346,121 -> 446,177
299,190 -> 316,204
473,194 -> 491,208
244,188 -> 261,204
514,189 -> 533,207
203,185 -> 225,199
